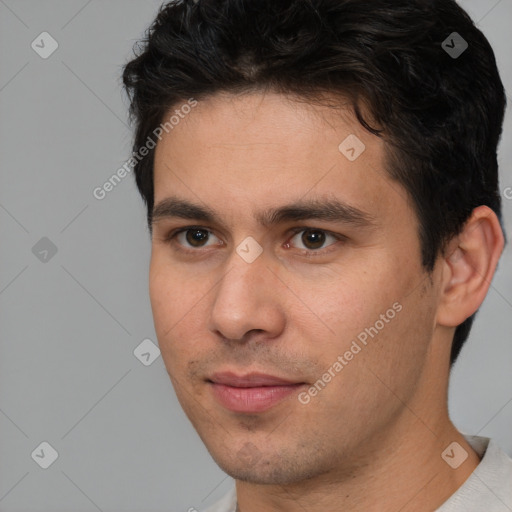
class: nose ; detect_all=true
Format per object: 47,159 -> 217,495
207,249 -> 286,342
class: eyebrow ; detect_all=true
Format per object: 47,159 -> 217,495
151,196 -> 376,230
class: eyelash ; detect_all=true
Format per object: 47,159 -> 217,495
162,226 -> 346,257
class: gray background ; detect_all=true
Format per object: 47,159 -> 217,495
0,1 -> 511,510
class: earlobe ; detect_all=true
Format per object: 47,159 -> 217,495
436,206 -> 504,328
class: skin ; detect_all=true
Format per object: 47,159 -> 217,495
149,91 -> 504,511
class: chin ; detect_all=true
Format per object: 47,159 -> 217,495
211,448 -> 326,486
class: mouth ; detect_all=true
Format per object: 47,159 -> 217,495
207,371 -> 307,413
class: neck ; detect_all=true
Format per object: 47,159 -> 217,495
235,407 -> 480,512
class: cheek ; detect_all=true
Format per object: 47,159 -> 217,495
149,262 -> 174,334
294,253 -> 427,375
149,261 -> 193,360
289,262 -> 401,348
149,252 -> 199,327
149,256 -> 216,376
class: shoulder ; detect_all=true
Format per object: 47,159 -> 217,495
436,435 -> 512,511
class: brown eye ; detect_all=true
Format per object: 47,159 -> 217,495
170,228 -> 221,250
301,229 -> 326,250
289,229 -> 338,252
184,229 -> 210,247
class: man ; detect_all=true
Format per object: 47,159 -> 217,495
122,0 -> 512,510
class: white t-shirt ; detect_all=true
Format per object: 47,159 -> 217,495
204,435 -> 512,512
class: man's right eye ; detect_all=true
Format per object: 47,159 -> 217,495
164,227 -> 223,251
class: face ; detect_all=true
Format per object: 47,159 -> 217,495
150,91 -> 442,485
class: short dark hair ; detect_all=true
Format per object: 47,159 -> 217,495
122,0 -> 506,366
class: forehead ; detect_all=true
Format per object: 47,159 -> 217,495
152,91 -> 408,229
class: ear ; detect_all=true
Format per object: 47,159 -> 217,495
436,205 -> 505,328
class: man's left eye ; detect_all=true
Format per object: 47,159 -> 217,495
287,229 -> 342,251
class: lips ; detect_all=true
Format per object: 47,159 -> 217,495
207,372 -> 307,413
209,371 -> 303,387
